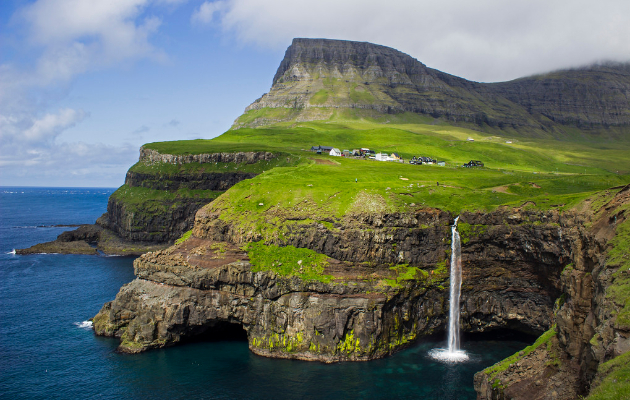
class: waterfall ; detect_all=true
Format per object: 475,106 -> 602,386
447,216 -> 462,353
429,216 -> 468,362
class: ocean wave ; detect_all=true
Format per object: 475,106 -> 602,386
6,249 -> 16,255
74,321 -> 93,330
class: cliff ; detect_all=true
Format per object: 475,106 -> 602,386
474,185 -> 630,399
94,203 -> 583,360
93,180 -> 630,396
235,39 -> 630,139
102,148 -> 278,244
17,148 -> 282,255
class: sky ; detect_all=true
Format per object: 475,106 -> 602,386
1,0 -> 629,188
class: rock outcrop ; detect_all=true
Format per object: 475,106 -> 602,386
16,223 -> 167,256
93,204 -> 584,362
235,38 -> 630,138
101,149 -> 278,244
474,185 -> 630,399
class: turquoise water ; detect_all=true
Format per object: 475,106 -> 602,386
0,187 -> 531,399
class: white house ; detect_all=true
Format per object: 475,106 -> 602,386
375,152 -> 393,161
329,148 -> 342,157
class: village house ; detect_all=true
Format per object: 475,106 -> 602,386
390,153 -> 403,162
310,145 -> 334,154
375,152 -> 393,161
411,156 -> 437,165
342,150 -> 351,157
329,148 -> 342,157
463,160 -> 484,168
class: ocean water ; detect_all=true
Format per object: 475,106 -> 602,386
0,187 -> 531,399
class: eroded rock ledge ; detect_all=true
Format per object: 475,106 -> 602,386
139,148 -> 276,165
474,185 -> 630,399
16,222 -> 167,256
93,237 -> 447,361
93,204 -> 583,362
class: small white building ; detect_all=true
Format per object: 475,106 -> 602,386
375,152 -> 393,162
329,148 -> 342,157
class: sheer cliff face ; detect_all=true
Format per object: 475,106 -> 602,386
487,64 -> 630,128
235,38 -> 630,137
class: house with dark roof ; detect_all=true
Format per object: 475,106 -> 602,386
463,160 -> 484,168
310,145 -> 334,154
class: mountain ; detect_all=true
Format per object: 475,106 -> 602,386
234,38 -> 630,139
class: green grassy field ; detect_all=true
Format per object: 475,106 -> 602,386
141,119 -> 629,220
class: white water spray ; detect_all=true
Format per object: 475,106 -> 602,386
429,216 -> 469,362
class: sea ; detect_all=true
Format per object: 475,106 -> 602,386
0,187 -> 532,399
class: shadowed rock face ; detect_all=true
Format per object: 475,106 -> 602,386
102,149 -> 277,244
237,38 -> 630,137
93,185 -> 630,399
474,185 -> 630,400
487,63 -> 630,128
93,206 -> 585,362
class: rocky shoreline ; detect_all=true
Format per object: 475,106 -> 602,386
90,183 -> 630,398
16,222 -> 168,256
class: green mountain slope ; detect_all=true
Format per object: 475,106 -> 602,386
234,38 -> 630,141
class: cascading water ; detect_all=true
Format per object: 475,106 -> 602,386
429,216 -> 469,362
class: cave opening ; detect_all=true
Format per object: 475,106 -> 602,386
184,320 -> 249,344
462,328 -> 538,344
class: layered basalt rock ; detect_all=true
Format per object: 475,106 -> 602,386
101,149 -> 277,244
486,63 -> 630,129
474,185 -> 630,399
235,38 -> 630,137
138,148 -> 276,165
93,237 -> 449,361
16,222 -> 167,256
93,205 -> 581,361
104,196 -> 212,243
124,170 -> 258,192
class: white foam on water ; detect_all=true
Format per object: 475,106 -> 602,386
7,249 -> 16,255
74,321 -> 93,330
428,348 -> 470,363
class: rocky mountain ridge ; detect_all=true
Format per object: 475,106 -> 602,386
236,38 -> 630,138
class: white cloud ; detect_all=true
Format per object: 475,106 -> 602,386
17,0 -> 165,86
191,1 -> 227,25
0,0 -> 178,186
22,108 -> 87,143
200,0 -> 630,82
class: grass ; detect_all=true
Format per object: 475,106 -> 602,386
110,185 -> 221,212
136,119 -> 629,252
384,265 -> 422,287
587,351 -> 630,399
310,89 -> 329,105
125,118 -> 628,288
483,325 -> 557,379
146,119 -> 630,175
175,230 -> 193,245
129,154 -> 301,175
245,242 -> 333,283
602,197 -> 630,330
